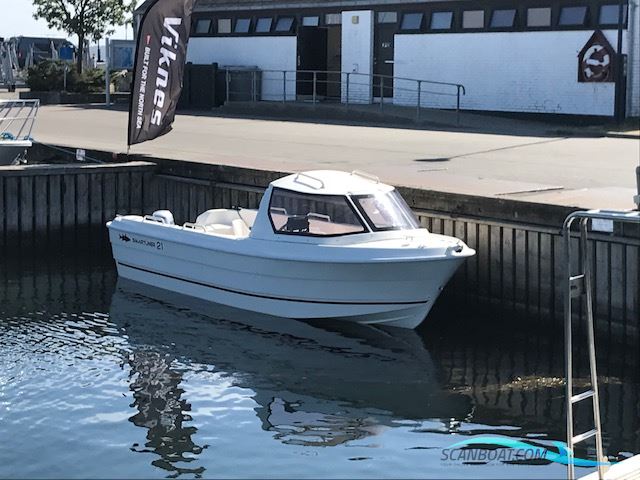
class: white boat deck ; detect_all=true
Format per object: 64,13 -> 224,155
582,455 -> 640,480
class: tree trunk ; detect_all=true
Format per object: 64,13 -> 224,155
76,36 -> 84,74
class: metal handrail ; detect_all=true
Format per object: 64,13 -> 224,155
0,99 -> 40,140
562,209 -> 640,480
222,67 -> 466,124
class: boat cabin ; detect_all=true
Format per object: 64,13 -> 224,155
145,170 -> 422,242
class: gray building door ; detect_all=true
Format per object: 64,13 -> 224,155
373,24 -> 394,98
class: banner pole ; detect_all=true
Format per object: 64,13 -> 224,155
105,37 -> 111,108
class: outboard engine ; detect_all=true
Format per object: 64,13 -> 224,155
152,210 -> 174,225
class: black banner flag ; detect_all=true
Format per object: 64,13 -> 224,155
128,0 -> 194,146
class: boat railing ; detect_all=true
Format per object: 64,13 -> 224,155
0,99 -> 40,141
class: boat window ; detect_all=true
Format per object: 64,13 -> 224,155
352,190 -> 421,231
302,16 -> 320,27
269,188 -> 366,237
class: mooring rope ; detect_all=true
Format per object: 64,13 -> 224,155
32,140 -> 106,164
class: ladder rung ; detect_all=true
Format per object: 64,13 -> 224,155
570,274 -> 586,298
572,429 -> 597,445
571,390 -> 595,404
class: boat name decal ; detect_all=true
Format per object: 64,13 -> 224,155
120,234 -> 163,250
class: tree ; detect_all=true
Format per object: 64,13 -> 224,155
32,0 -> 133,73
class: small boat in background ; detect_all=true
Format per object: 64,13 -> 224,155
0,99 -> 39,166
108,170 -> 475,329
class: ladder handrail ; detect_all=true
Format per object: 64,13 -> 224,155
563,209 -> 640,480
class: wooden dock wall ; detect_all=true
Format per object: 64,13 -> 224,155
0,157 -> 638,338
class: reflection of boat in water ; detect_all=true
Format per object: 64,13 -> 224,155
110,280 -> 472,454
0,99 -> 38,165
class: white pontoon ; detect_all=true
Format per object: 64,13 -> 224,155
0,99 -> 39,166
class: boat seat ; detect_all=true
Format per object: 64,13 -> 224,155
232,218 -> 250,237
196,209 -> 242,226
204,224 -> 235,235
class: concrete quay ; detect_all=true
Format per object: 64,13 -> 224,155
33,104 -> 640,210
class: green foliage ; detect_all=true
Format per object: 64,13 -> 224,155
32,0 -> 134,71
27,59 -> 105,93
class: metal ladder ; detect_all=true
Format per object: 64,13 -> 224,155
563,209 -> 640,480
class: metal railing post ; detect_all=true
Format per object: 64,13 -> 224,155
416,80 -> 421,120
104,37 -> 111,107
252,70 -> 256,102
345,72 -> 350,109
312,71 -> 317,105
456,85 -> 462,126
282,70 -> 286,103
225,69 -> 230,104
379,76 -> 384,111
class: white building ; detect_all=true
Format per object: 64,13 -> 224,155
140,0 -> 640,118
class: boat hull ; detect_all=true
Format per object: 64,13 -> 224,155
109,223 -> 468,329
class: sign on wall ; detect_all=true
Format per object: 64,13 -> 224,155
578,30 -> 616,83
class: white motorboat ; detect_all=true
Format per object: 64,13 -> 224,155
0,99 -> 39,166
107,170 -> 475,328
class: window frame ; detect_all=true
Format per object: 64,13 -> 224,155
558,6 -> 589,27
255,17 -> 273,33
267,188 -> 369,238
489,8 -> 517,29
462,9 -> 485,30
233,18 -> 252,34
400,12 -> 424,31
302,15 -> 320,27
429,10 -> 454,31
377,11 -> 398,24
598,3 -> 628,26
274,16 -> 296,33
194,18 -> 212,35
217,18 -> 232,34
526,7 -> 553,29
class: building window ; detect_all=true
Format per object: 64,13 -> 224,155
599,4 -> 627,25
268,189 -> 366,237
430,11 -> 453,30
462,10 -> 484,29
401,13 -> 423,30
377,12 -> 398,24
255,17 -> 272,33
325,13 -> 341,25
195,19 -> 212,34
234,18 -> 251,33
490,9 -> 516,28
527,7 -> 552,27
559,6 -> 588,26
302,16 -> 320,27
275,17 -> 294,32
218,18 -> 232,34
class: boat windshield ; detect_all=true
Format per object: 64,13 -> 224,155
352,190 -> 421,231
269,188 -> 367,236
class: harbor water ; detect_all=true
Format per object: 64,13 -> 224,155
1,252 -> 638,479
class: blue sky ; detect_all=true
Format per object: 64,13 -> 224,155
1,0 -> 135,42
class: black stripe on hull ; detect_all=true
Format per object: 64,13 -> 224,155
117,261 -> 429,306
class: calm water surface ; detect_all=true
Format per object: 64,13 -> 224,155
0,254 -> 638,479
